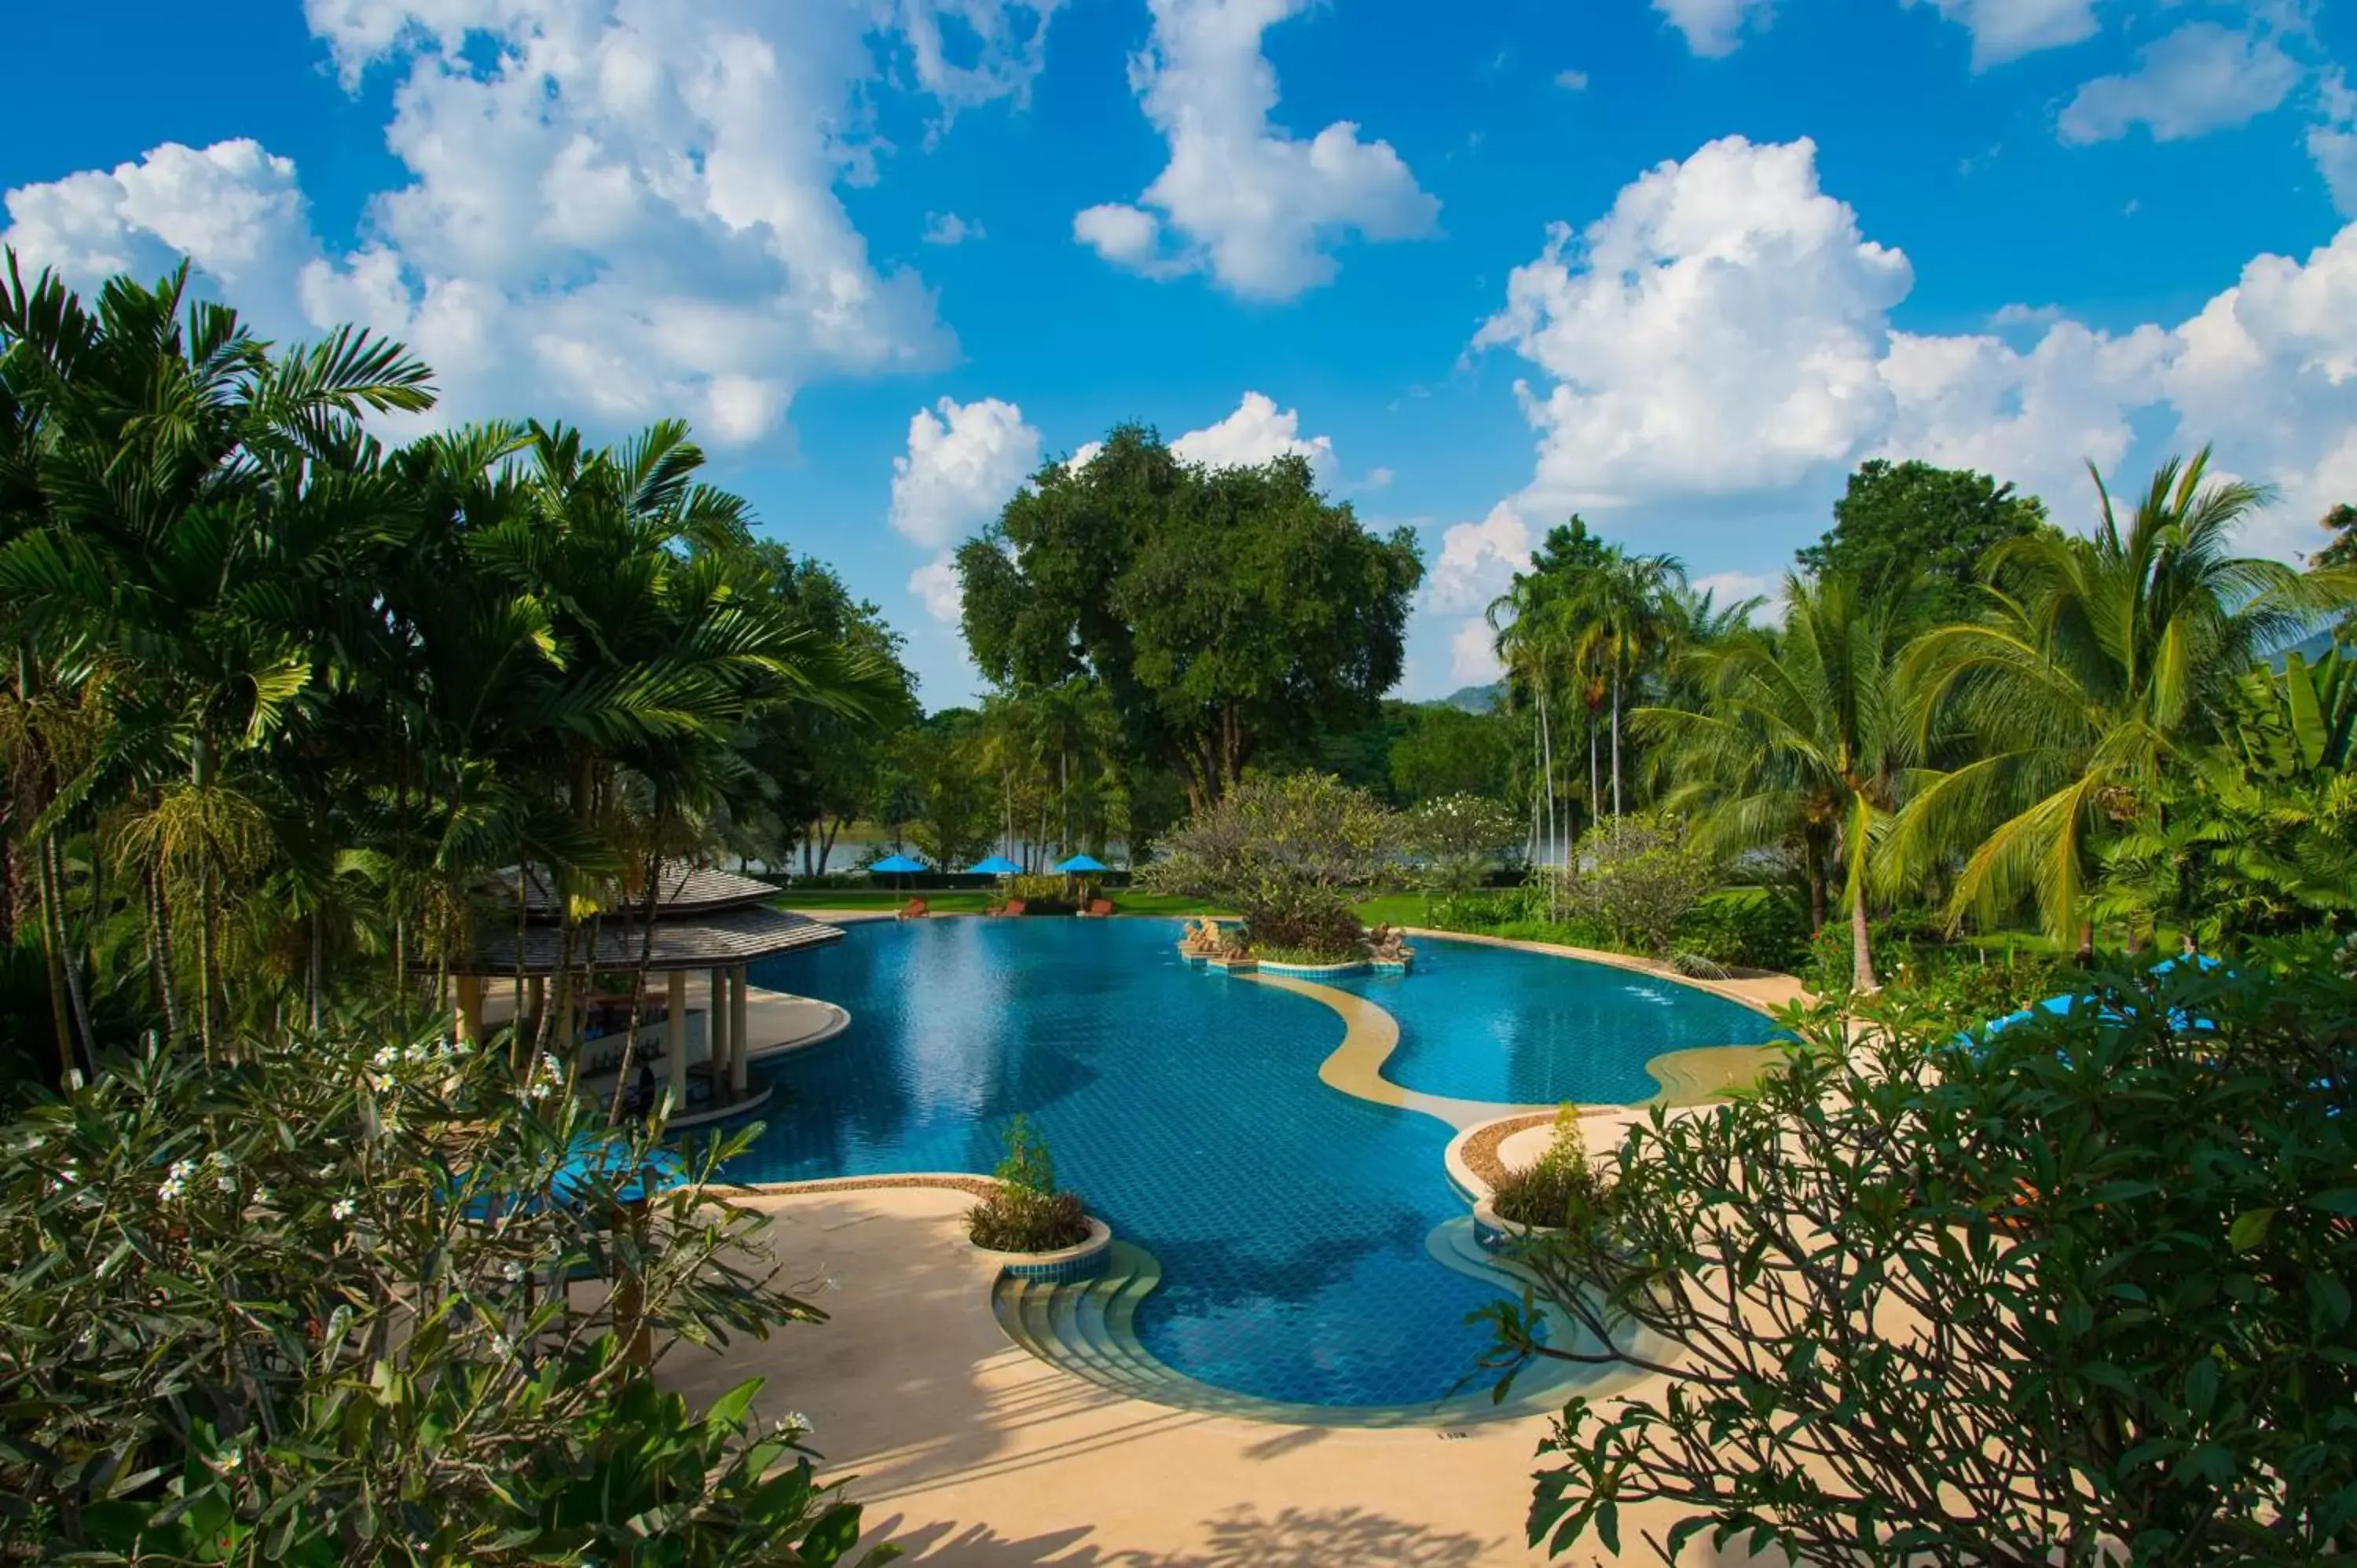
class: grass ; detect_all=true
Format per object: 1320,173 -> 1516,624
772,888 -> 1446,925
769,888 -> 1223,917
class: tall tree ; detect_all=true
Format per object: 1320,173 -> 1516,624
1388,703 -> 1514,804
2315,501 -> 2357,570
1640,573 -> 1913,987
1799,459 -> 2049,621
955,427 -> 1423,811
1893,450 -> 2342,949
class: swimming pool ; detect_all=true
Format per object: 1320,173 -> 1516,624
736,919 -> 1773,1412
1332,936 -> 1788,1105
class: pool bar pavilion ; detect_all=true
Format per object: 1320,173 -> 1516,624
438,863 -> 844,1125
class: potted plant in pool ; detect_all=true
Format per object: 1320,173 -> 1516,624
966,1116 -> 1104,1258
1479,1105 -> 1618,1247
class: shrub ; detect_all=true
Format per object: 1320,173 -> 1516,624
1490,1105 -> 1616,1229
0,1026 -> 883,1565
966,1116 -> 1091,1253
1673,887 -> 1812,973
1549,812 -> 1718,957
1408,793 -> 1523,911
1485,937 -> 2357,1565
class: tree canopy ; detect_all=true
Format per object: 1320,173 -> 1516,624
954,426 -> 1423,809
1798,459 -> 2050,622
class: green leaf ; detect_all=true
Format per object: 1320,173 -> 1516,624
2228,1208 -> 2276,1252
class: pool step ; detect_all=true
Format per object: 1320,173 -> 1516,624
992,1240 -> 1192,1401
991,1233 -> 1615,1427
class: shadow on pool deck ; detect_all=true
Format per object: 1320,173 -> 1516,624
658,1185 -> 1568,1563
868,1504 -> 1504,1564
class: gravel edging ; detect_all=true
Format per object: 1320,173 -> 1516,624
1457,1113 -> 1554,1189
1457,1107 -> 1626,1189
739,1173 -> 1002,1200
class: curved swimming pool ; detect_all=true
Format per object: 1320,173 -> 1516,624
735,920 -> 1774,1411
1331,936 -> 1788,1105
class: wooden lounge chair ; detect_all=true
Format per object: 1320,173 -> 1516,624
1080,897 -> 1114,918
1001,898 -> 1027,917
897,896 -> 929,919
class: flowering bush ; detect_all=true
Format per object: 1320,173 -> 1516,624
1138,774 -> 1404,959
0,1025 -> 892,1565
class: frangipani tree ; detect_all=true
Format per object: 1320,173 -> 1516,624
1138,773 -> 1402,959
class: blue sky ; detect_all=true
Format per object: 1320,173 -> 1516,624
8,0 -> 2355,706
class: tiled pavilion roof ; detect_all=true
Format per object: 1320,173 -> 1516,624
442,861 -> 842,976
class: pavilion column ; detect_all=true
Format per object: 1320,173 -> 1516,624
665,969 -> 687,1112
728,965 -> 750,1094
708,965 -> 731,1090
454,974 -> 485,1048
524,976 -> 546,1050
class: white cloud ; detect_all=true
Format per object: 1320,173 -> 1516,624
1553,68 -> 1589,90
1364,466 -> 1395,488
1428,503 -> 1531,612
1449,617 -> 1506,685
922,211 -> 984,245
1170,390 -> 1336,481
1471,133 -> 2357,574
1075,0 -> 1438,299
7,0 -> 1061,447
895,0 -> 1065,116
909,555 -> 966,624
1902,0 -> 2099,70
1692,568 -> 1776,606
1653,0 -> 1773,59
1991,302 -> 2066,328
2058,23 -> 2301,146
1061,438 -> 1106,474
2314,70 -> 2357,218
889,395 -> 1044,548
1472,136 -> 1913,510
2,140 -> 313,316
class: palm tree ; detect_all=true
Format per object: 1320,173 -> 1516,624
1891,449 -> 2345,950
1640,573 -> 1912,991
1575,548 -> 1687,819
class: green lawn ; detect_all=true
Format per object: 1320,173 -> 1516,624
772,888 -> 1428,921
770,888 -> 1223,917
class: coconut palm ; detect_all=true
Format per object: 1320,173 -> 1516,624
1891,449 -> 2347,949
1640,573 -> 1912,990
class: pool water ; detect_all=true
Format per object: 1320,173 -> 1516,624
1331,937 -> 1788,1105
737,919 -> 1769,1409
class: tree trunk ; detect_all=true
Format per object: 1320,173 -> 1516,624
1527,711 -> 1542,865
1807,848 -> 1827,936
1611,666 -> 1623,819
1589,724 -> 1600,833
36,842 -> 77,1086
2074,921 -> 2094,965
1539,690 -> 1556,869
1850,887 -> 1878,994
607,833 -> 669,1127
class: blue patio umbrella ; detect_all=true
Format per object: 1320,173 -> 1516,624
867,851 -> 928,893
1052,853 -> 1109,874
969,854 -> 1021,876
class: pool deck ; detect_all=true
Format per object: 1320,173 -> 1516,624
665,1185 -> 1630,1565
